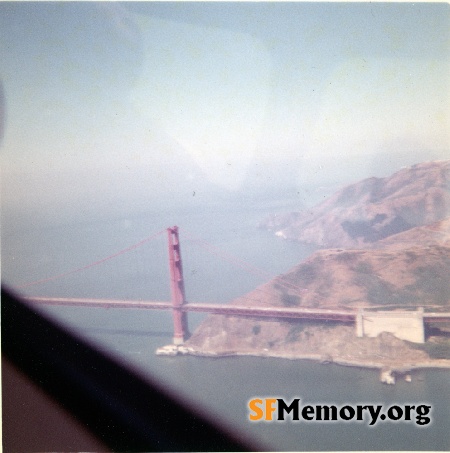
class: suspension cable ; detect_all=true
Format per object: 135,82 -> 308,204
16,229 -> 166,289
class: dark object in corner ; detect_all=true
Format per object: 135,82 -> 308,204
1,286 -> 256,452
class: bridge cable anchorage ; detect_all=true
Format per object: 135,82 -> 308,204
15,229 -> 167,289
183,230 -> 308,298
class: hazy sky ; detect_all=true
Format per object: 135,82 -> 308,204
1,2 -> 449,223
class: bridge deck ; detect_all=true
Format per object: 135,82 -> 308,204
25,297 -> 173,310
24,297 -> 355,321
423,313 -> 450,322
23,297 -> 450,323
185,302 -> 355,321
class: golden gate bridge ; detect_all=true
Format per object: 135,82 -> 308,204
17,226 -> 450,345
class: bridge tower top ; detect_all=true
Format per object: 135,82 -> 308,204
167,226 -> 186,307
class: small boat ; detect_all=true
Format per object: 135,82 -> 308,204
404,374 -> 412,383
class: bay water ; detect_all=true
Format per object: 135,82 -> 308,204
3,206 -> 449,451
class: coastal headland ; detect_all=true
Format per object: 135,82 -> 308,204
184,161 -> 450,371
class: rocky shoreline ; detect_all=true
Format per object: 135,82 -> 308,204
156,342 -> 450,375
182,348 -> 450,372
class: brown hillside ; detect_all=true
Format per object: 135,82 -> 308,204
187,162 -> 450,366
374,216 -> 450,249
187,243 -> 450,365
198,243 -> 450,312
261,160 -> 450,248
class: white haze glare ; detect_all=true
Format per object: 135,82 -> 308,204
1,3 -> 449,226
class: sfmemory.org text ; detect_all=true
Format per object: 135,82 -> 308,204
248,398 -> 431,426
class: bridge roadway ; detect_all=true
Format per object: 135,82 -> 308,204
422,312 -> 450,323
25,297 -> 355,322
24,297 -> 450,323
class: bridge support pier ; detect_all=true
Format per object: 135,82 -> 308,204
167,226 -> 188,345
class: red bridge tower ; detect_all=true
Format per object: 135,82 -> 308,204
167,226 -> 188,344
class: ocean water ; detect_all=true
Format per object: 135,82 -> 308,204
3,206 -> 450,451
